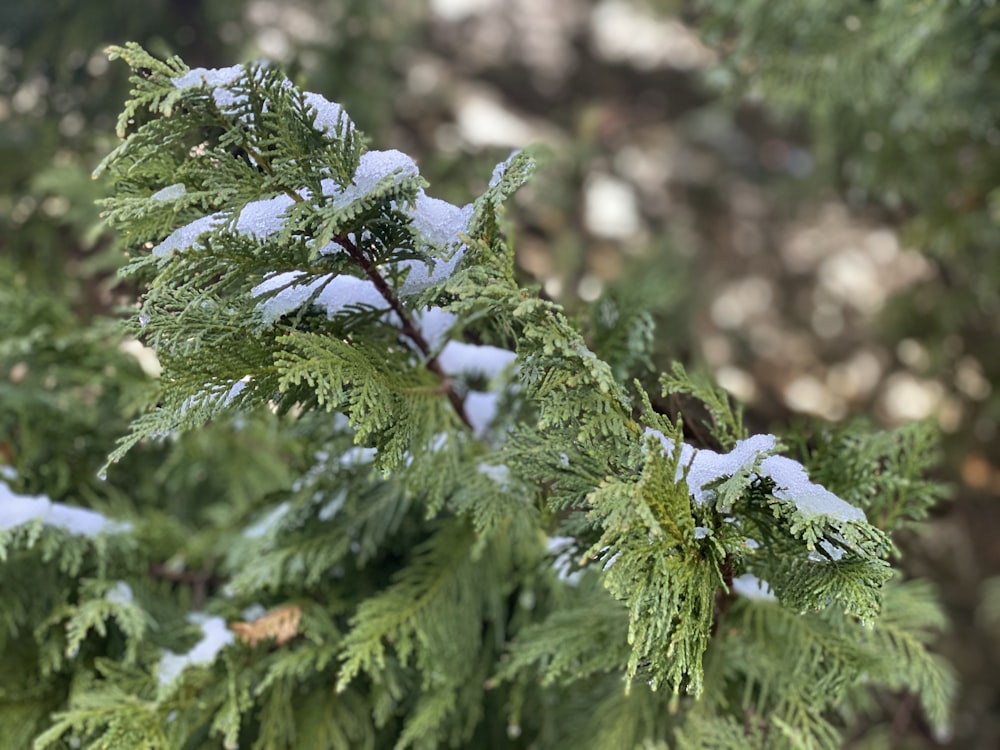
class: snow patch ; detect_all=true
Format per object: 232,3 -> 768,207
410,193 -> 473,248
151,183 -> 186,202
252,272 -> 389,325
437,342 -> 516,381
684,434 -> 777,505
397,194 -> 474,295
152,212 -> 228,257
105,581 -> 134,606
302,91 -> 355,136
243,502 -> 290,539
464,390 -> 499,438
547,536 -> 584,585
324,149 -> 420,210
489,150 -> 522,188
157,614 -> 234,686
415,306 -> 457,351
0,479 -> 129,537
645,430 -> 867,523
236,193 -> 296,239
477,462 -> 510,486
172,65 -> 245,113
760,455 -> 866,523
172,65 -> 243,91
732,573 -> 776,602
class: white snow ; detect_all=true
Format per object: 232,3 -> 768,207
731,573 -> 776,602
759,455 -> 866,523
302,91 -> 355,136
241,603 -> 267,622
251,272 -> 389,325
317,240 -> 347,256
437,342 -> 516,381
415,306 -> 457,351
157,614 -> 234,686
339,447 -> 378,467
0,489 -> 50,528
464,390 -> 499,438
178,378 -> 248,417
684,434 -> 777,505
812,540 -> 847,561
45,504 -> 119,537
242,501 -> 290,539
222,379 -> 248,406
323,149 -> 420,210
152,212 -> 228,257
172,65 -> 245,113
645,431 -> 867,524
643,427 -> 696,481
410,193 -> 473,248
0,479 -> 128,537
151,183 -> 186,202
397,251 -> 466,296
172,65 -> 243,91
396,194 -> 474,296
173,68 -> 353,138
489,150 -> 522,188
547,535 -> 584,585
601,548 -> 622,571
477,462 -> 510,486
236,193 -> 296,239
318,489 -> 347,522
105,581 -> 134,606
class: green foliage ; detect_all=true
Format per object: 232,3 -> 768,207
789,420 -> 948,534
0,44 -> 957,750
661,362 -> 746,449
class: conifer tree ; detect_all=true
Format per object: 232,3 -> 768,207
0,44 -> 955,749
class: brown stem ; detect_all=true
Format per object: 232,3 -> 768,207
337,233 -> 474,431
148,563 -> 227,609
711,556 -> 736,637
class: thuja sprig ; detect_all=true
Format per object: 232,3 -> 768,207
41,44 -> 953,750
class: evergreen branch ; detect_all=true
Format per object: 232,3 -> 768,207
336,521 -> 477,691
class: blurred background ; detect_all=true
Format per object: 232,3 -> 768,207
2,1 -> 999,746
